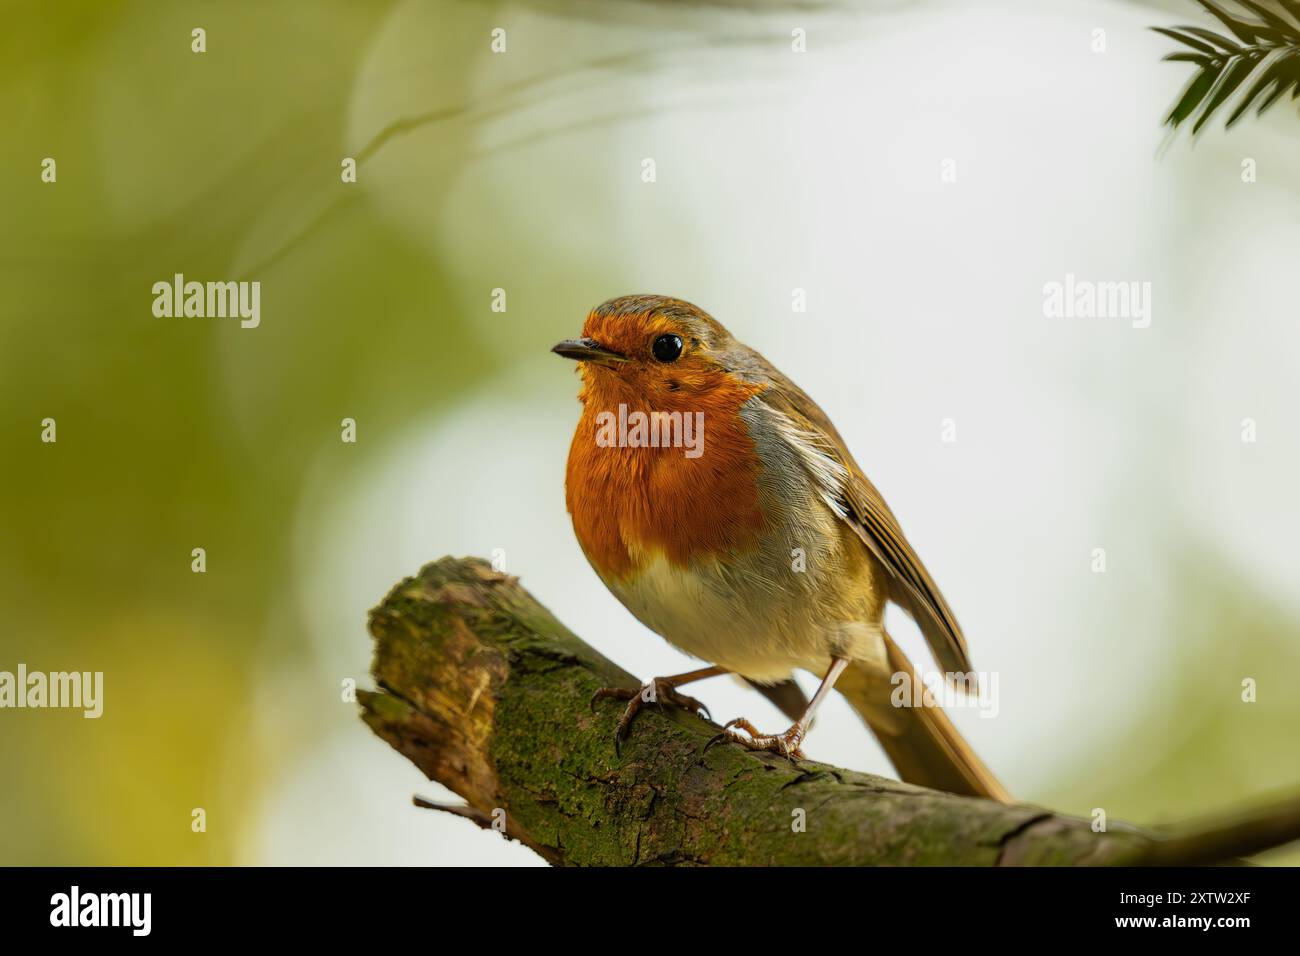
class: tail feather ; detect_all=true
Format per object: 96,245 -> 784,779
836,635 -> 1011,803
747,677 -> 809,723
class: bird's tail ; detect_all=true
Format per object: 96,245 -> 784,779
836,633 -> 1011,802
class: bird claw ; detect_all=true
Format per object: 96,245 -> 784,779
589,678 -> 712,752
589,686 -> 634,713
704,717 -> 807,760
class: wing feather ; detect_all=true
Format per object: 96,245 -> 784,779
746,360 -> 974,676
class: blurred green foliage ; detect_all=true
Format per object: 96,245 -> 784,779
0,0 -> 500,863
1045,551 -> 1300,865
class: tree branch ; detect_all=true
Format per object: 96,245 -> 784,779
358,556 -> 1300,866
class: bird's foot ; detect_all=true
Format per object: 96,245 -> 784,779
705,717 -> 807,760
590,678 -> 711,751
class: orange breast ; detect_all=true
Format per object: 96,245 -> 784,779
565,378 -> 769,580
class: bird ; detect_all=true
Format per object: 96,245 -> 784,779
553,294 -> 1009,801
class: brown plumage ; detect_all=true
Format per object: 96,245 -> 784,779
556,294 -> 1009,802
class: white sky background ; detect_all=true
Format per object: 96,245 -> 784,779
241,0 -> 1300,864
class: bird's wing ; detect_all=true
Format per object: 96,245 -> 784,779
749,361 -> 973,676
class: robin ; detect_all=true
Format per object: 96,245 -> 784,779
554,294 -> 1009,801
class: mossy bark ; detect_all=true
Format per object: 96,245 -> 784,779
359,557 -> 1300,866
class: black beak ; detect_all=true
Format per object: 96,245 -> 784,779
551,337 -> 627,367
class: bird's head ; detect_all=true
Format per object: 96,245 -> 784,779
552,295 -> 740,407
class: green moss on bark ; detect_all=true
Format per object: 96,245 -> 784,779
359,557 -> 1299,866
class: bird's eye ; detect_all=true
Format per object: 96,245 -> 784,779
652,333 -> 683,363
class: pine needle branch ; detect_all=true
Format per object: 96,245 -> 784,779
1154,1 -> 1300,133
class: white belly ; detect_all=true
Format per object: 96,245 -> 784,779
603,539 -> 888,684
